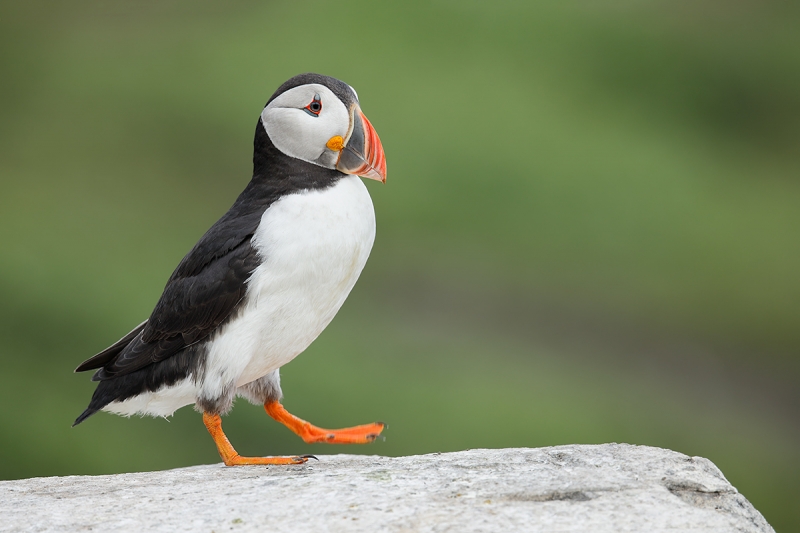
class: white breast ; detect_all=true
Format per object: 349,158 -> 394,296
199,175 -> 376,398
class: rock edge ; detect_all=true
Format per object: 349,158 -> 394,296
0,444 -> 774,533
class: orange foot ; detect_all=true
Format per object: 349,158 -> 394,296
264,401 -> 386,444
202,412 -> 314,466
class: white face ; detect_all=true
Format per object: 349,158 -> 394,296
261,84 -> 353,168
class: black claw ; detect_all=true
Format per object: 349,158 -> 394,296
300,454 -> 319,461
376,421 -> 388,429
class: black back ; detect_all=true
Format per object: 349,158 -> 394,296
74,74 -> 350,424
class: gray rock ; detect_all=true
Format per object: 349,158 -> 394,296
0,444 -> 774,533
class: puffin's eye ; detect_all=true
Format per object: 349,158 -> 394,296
303,94 -> 322,117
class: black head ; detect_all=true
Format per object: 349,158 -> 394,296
257,73 -> 386,182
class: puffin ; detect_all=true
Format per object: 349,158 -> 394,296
74,73 -> 387,466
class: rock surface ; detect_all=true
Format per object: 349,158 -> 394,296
1,444 -> 774,533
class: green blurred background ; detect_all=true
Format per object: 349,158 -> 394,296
1,0 -> 798,530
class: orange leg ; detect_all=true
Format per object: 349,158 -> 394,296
202,412 -> 312,466
264,401 -> 386,444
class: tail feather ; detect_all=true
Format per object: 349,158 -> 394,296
72,408 -> 97,427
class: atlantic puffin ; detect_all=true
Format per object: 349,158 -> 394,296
74,73 -> 387,466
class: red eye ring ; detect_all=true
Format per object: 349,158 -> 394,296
303,94 -> 322,117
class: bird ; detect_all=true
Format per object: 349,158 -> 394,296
73,73 -> 387,466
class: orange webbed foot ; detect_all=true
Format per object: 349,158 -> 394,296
264,401 -> 386,444
222,453 -> 316,466
203,412 -> 314,467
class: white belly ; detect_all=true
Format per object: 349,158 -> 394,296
198,175 -> 376,399
103,176 -> 375,418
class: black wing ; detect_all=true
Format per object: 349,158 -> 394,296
73,320 -> 148,372
76,124 -> 346,382
76,192 -> 267,380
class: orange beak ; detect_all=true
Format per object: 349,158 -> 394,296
336,106 -> 387,183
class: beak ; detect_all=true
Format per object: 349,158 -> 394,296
336,106 -> 387,183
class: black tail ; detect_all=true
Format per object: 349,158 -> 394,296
73,321 -> 149,426
72,339 -> 206,428
72,375 -> 124,427
72,377 -> 120,427
72,408 -> 97,427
